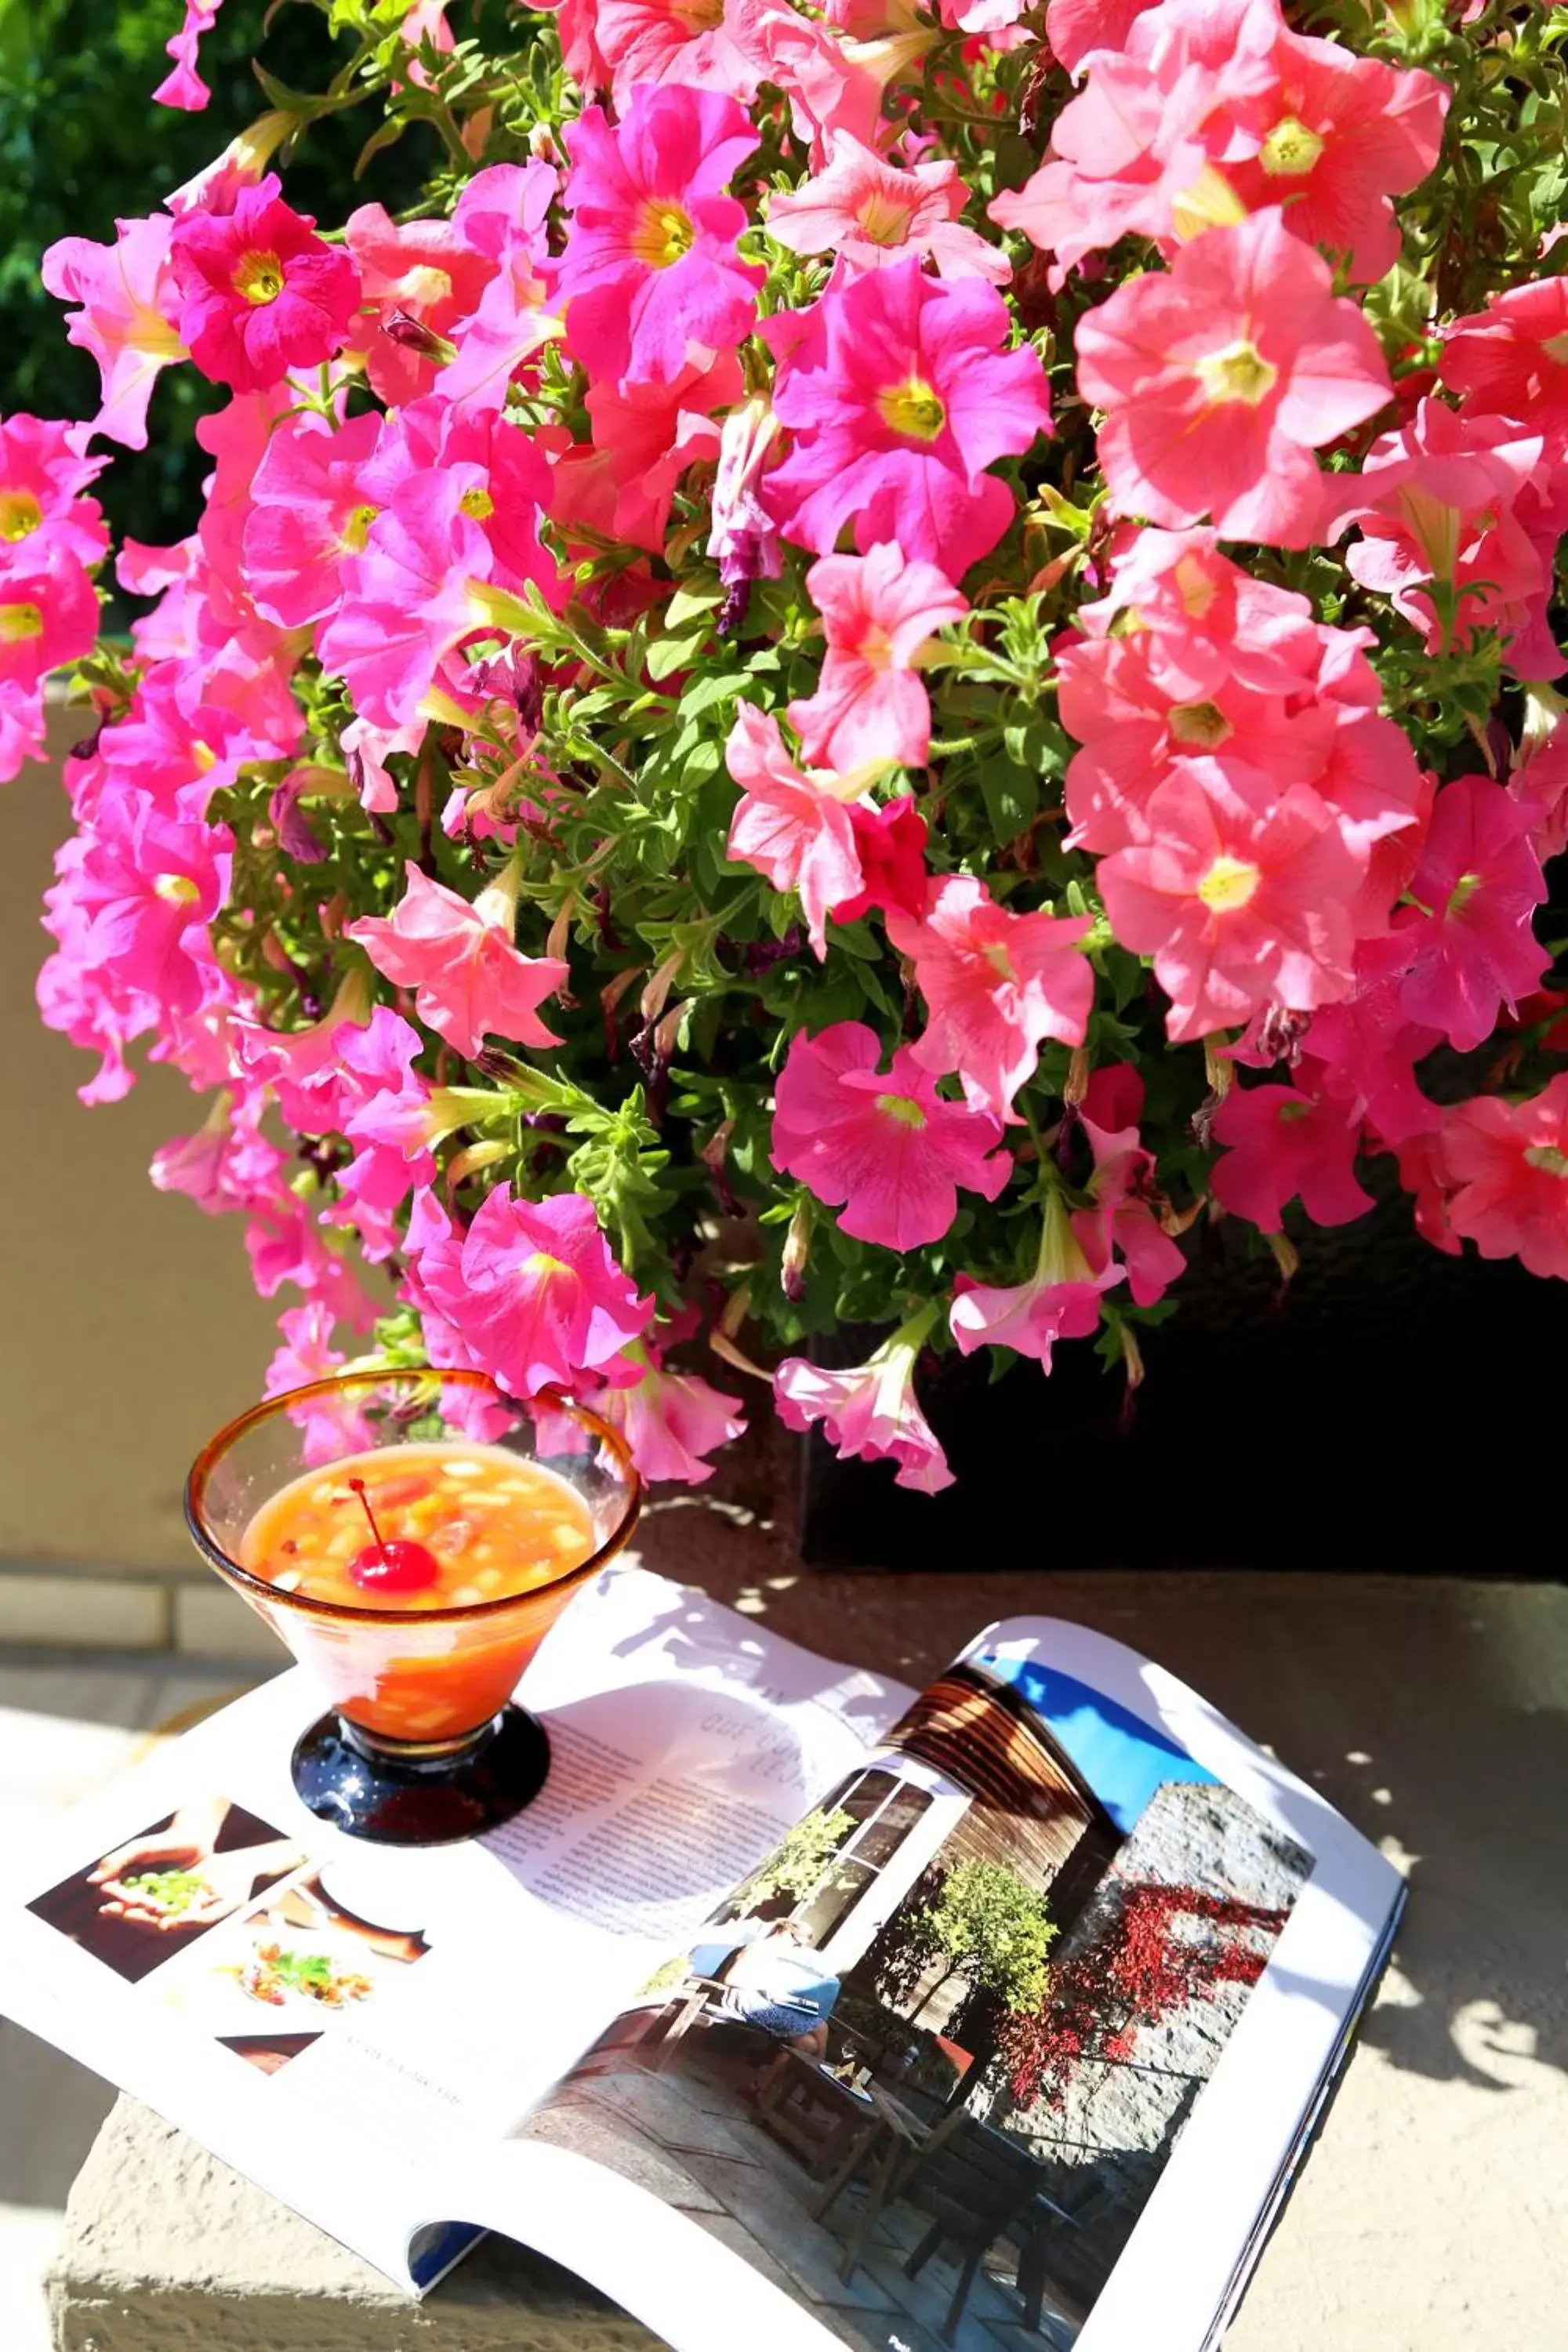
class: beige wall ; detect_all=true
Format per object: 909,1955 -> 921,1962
1,705 -> 281,1574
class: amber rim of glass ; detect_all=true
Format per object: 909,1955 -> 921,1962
184,1370 -> 641,1628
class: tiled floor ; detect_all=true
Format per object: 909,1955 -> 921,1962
0,1655 -> 267,2352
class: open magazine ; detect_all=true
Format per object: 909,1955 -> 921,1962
0,1566 -> 1402,2352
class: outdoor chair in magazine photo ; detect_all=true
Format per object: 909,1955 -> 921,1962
1,2 -> 1566,2352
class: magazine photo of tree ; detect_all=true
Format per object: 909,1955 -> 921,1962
522,1659 -> 1312,2351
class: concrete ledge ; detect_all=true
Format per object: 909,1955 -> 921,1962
49,2101 -> 660,2352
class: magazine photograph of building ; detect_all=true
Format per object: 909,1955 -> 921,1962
522,1656 -> 1314,2352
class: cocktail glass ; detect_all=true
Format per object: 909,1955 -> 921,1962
185,1370 -> 641,1846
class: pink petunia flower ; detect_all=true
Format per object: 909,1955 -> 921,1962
318,400 -> 557,732
763,256 -> 1051,581
1044,0 -> 1152,71
787,542 -> 968,775
262,1302 -> 381,1468
151,1086 -> 283,1217
72,793 -> 234,1019
434,162 -> 563,411
169,176 -> 362,394
407,1185 -> 655,1395
40,216 -> 189,450
596,1348 -> 747,1484
154,0 -> 223,110
724,703 -> 866,957
553,86 -> 761,389
591,0 -> 763,108
774,1303 -> 953,1493
767,132 -> 1010,285
1073,207 -> 1392,549
0,415 -> 109,569
771,1020 -> 1011,1250
1427,1076 -> 1568,1280
0,552 -> 100,696
1095,754 -> 1363,1044
1210,1078 -> 1373,1232
347,862 -> 569,1060
887,873 -> 1093,1118
242,408 -> 383,629
949,1189 -> 1120,1367
1368,775 -> 1548,1054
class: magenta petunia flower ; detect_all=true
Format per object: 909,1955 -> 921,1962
1369,775 -> 1548,1054
1210,1077 -> 1373,1232
771,1020 -> 1011,1251
1074,207 -> 1392,548
724,703 -> 866,957
787,542 -> 968,775
1096,753 -> 1363,1043
0,415 -> 109,570
169,175 -> 362,393
347,862 -> 568,1060
763,256 -> 1051,581
887,873 -> 1093,1118
774,1306 -> 953,1493
243,408 -> 382,630
154,0 -> 223,111
553,85 -> 761,389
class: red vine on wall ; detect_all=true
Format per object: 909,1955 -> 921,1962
1000,1882 -> 1292,2110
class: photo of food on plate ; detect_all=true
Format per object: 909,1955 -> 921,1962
154,1869 -> 432,2073
27,1799 -> 305,1985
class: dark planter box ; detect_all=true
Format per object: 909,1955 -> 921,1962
798,1194 -> 1567,1573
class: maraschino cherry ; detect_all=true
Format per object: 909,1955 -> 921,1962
347,1477 -> 440,1595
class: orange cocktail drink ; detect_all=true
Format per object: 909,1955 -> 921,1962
186,1372 -> 641,1843
241,1444 -> 599,1741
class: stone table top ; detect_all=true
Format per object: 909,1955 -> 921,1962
47,1542 -> 1568,2352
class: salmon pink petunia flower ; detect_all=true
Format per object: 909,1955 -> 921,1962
554,86 -> 761,389
887,873 -> 1094,1117
766,132 -> 1009,285
763,256 -> 1051,582
787,542 -> 968,775
169,176 -> 361,393
1074,207 -> 1392,548
343,203 -> 498,407
1428,1076 -> 1568,1281
725,703 -> 866,956
41,216 -> 188,451
593,0 -> 763,108
1439,277 -> 1568,423
774,1303 -> 953,1492
1332,399 -> 1555,673
347,862 -> 569,1059
771,1020 -> 1011,1250
1096,753 -> 1364,1043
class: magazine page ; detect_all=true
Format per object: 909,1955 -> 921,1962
502,1616 -> 1403,2352
0,1564 -> 905,2291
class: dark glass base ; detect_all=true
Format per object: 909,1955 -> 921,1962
291,1704 -> 551,1846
